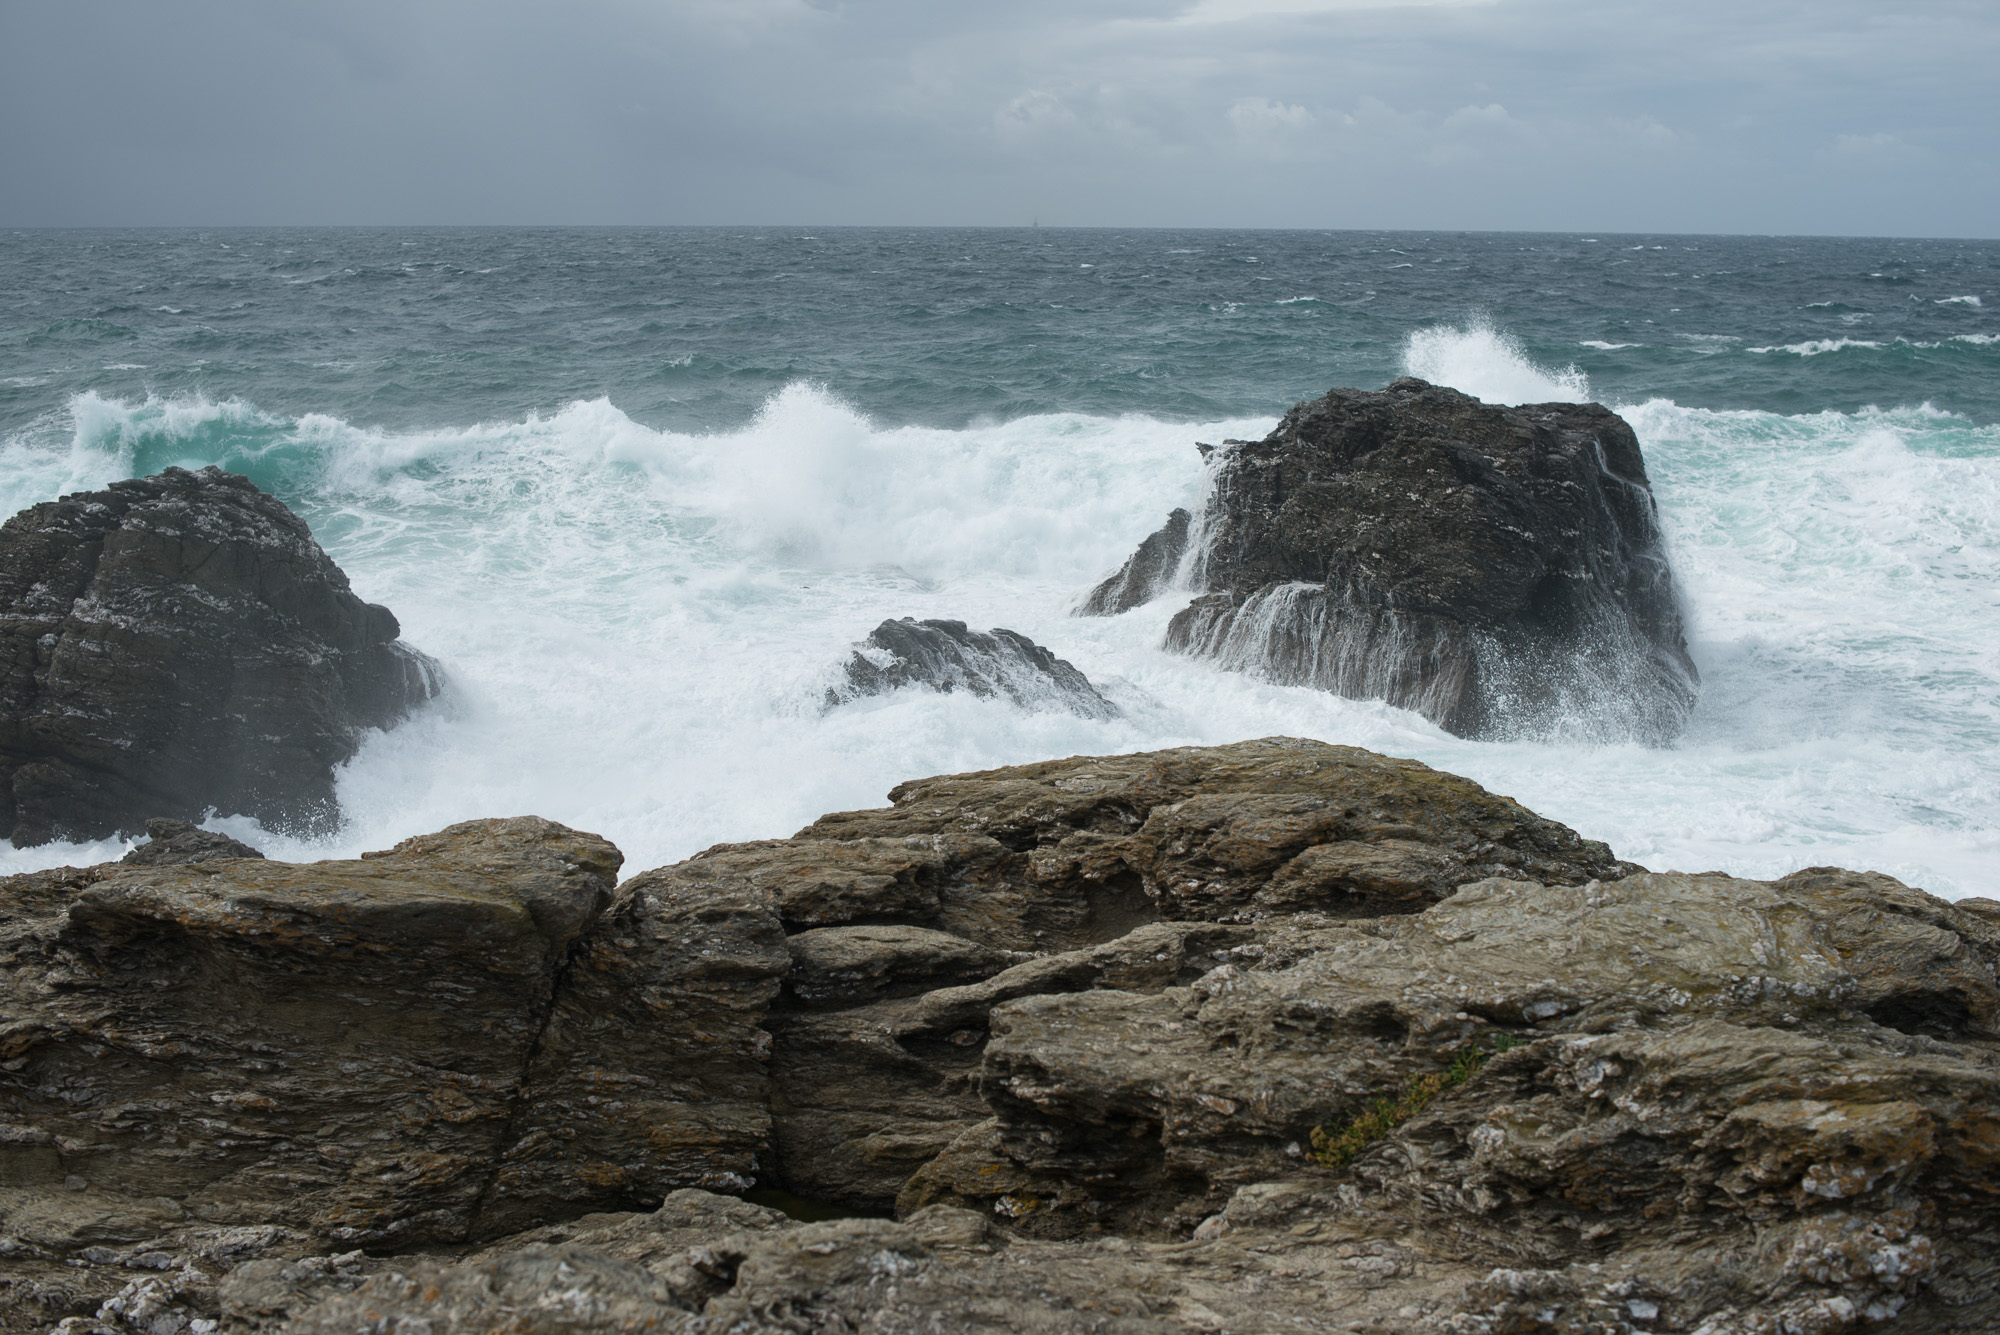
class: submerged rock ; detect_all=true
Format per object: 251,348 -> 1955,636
118,817 -> 266,867
0,466 -> 442,847
827,617 -> 1118,720
1083,378 -> 1698,741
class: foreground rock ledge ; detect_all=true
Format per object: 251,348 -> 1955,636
3,739 -> 1998,1334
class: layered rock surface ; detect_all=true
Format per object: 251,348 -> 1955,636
1082,379 -> 1699,741
0,466 -> 441,847
826,617 -> 1118,720
5,739 -> 1998,1334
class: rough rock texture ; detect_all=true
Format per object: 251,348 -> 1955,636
1083,379 -> 1698,741
9,741 -> 2000,1334
1077,505 -> 1192,616
0,466 -> 442,847
0,814 -> 800,1333
0,819 -> 625,1256
904,868 -> 2000,1252
826,617 -> 1118,720
471,856 -> 790,1238
692,736 -> 1631,1212
119,818 -> 266,868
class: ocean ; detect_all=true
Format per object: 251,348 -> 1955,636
1,227 -> 1995,897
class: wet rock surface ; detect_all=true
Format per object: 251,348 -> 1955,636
118,819 -> 266,868
1086,379 -> 1698,741
0,466 -> 441,847
6,739 -> 1999,1334
1077,504 -> 1192,616
827,617 -> 1118,720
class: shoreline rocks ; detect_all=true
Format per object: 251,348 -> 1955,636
1083,379 -> 1699,742
0,467 -> 441,847
5,740 -> 1998,1334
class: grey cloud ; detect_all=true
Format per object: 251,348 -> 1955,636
0,0 -> 1993,232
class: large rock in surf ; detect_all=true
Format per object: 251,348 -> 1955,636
826,617 -> 1118,720
0,466 -> 441,847
7,739 -> 2000,1334
1083,378 -> 1699,741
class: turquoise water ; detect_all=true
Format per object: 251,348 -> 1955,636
2,228 -> 1996,896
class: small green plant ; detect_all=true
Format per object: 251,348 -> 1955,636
1308,1033 -> 1518,1168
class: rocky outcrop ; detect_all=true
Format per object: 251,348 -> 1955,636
7,741 -> 2000,1334
0,466 -> 442,847
685,737 -> 1632,1213
1076,505 -> 1193,616
0,814 -> 800,1333
118,818 -> 265,867
1082,379 -> 1699,742
209,861 -> 2000,1335
826,618 -> 1118,720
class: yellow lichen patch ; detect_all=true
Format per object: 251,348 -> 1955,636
1310,1038 -> 1512,1167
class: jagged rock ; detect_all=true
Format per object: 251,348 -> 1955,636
1077,505 -> 1192,616
12,742 -> 2000,1334
0,466 -> 442,847
1082,379 -> 1698,741
0,812 -> 794,1313
697,737 -> 1630,1210
119,818 -> 265,867
470,857 -> 790,1238
826,618 -> 1118,720
896,865 -> 2000,1333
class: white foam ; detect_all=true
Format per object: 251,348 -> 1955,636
1400,319 -> 1590,405
1746,338 -> 1884,356
2,381 -> 1995,901
1579,341 -> 1641,350
1936,295 -> 1984,307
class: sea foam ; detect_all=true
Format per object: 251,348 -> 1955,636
1401,319 -> 1590,404
1,340 -> 1995,900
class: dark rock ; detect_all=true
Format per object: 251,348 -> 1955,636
1083,379 -> 1698,741
119,818 -> 266,867
0,465 -> 442,847
827,618 -> 1117,720
1077,506 -> 1191,616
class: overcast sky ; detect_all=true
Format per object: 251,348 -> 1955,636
3,0 -> 1994,234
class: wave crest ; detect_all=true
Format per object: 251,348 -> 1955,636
1400,319 -> 1591,405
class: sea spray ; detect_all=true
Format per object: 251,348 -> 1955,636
0,229 -> 1994,898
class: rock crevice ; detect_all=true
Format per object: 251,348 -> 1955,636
5,742 -> 1999,1334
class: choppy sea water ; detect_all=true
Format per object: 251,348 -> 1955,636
1,228 -> 1995,897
